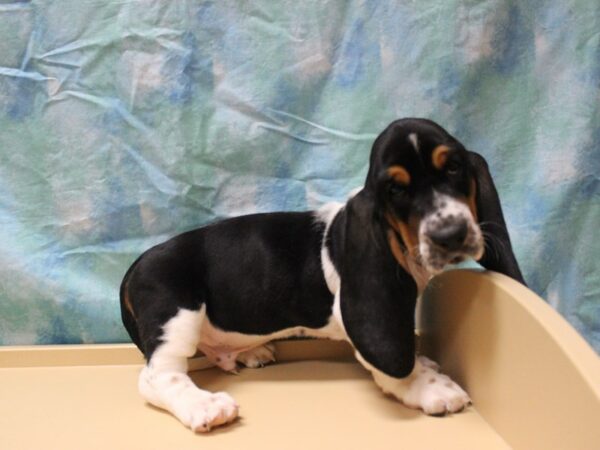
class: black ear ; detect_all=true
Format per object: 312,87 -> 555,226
468,151 -> 526,285
330,191 -> 418,378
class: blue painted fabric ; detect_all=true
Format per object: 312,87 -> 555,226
0,0 -> 598,351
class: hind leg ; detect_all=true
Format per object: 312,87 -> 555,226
236,343 -> 276,368
138,306 -> 239,432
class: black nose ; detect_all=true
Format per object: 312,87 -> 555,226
428,221 -> 468,251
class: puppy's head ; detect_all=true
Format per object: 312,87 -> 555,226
366,118 -> 484,274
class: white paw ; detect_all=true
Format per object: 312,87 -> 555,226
237,344 -> 276,368
172,390 -> 239,432
417,355 -> 440,372
402,357 -> 471,415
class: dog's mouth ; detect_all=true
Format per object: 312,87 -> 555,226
419,222 -> 484,274
420,241 -> 484,273
450,255 -> 466,264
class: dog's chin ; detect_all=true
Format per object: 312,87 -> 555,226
420,244 -> 484,275
422,254 -> 465,274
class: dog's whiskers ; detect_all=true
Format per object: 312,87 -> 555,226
481,230 -> 506,261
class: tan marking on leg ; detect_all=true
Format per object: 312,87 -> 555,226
387,165 -> 411,186
432,145 -> 450,170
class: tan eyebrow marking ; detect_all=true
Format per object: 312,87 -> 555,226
432,145 -> 451,170
387,165 -> 411,186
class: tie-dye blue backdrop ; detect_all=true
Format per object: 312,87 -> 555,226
0,1 -> 598,352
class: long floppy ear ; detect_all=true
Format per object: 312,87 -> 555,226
468,151 -> 526,285
331,191 -> 418,378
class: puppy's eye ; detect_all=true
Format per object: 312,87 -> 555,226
388,183 -> 407,197
445,160 -> 462,176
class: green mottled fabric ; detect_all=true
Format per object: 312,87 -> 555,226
0,0 -> 598,351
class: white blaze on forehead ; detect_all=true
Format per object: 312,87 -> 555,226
408,133 -> 419,152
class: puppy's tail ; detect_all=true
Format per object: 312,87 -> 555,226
119,256 -> 144,351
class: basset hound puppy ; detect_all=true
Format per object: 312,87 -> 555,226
120,118 -> 525,432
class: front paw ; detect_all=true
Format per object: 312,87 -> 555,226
402,357 -> 471,415
172,390 -> 239,432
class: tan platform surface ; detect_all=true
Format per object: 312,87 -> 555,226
1,271 -> 599,450
0,342 -> 508,450
0,348 -> 509,450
